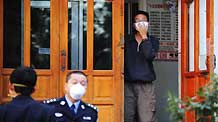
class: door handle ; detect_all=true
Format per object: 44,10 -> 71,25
61,50 -> 66,72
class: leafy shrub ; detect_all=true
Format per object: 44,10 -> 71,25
167,75 -> 218,122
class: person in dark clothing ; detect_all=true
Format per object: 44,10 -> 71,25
124,10 -> 159,122
0,66 -> 52,122
44,71 -> 98,122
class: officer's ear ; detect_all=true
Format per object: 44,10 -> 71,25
9,83 -> 15,91
64,83 -> 69,93
32,87 -> 35,93
8,83 -> 17,98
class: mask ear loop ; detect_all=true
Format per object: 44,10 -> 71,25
13,83 -> 28,87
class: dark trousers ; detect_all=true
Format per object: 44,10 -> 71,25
124,81 -> 156,122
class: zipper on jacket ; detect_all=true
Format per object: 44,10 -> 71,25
137,42 -> 141,52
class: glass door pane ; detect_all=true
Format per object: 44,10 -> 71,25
188,1 -> 195,71
198,0 -> 207,70
3,0 -> 23,68
93,0 -> 112,70
31,0 -> 50,69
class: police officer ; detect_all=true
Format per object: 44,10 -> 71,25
44,71 -> 98,122
0,66 -> 52,122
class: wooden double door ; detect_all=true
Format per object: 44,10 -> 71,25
181,0 -> 214,121
0,0 -> 124,122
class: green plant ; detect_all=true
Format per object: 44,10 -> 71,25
167,91 -> 185,121
167,74 -> 218,122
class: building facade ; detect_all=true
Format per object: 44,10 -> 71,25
0,0 -> 217,122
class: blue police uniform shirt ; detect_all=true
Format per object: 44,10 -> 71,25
0,95 -> 52,122
44,96 -> 98,122
65,95 -> 80,113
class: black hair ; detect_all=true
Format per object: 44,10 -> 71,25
133,10 -> 149,22
132,10 -> 150,37
66,71 -> 87,82
10,66 -> 37,96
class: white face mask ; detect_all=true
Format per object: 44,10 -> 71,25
69,83 -> 86,100
135,21 -> 148,30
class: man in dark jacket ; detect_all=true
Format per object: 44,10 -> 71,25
124,10 -> 159,122
44,71 -> 98,122
0,66 -> 52,122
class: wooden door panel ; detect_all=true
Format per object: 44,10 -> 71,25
1,70 -> 14,102
93,76 -> 114,103
34,78 -> 50,98
33,71 -> 59,99
182,77 -> 196,98
98,106 -> 115,122
2,75 -> 10,102
198,76 -> 208,88
33,76 -> 52,98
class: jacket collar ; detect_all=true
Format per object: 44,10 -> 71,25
57,97 -> 88,120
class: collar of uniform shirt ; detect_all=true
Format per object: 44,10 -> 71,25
65,95 -> 81,113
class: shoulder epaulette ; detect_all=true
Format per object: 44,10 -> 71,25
86,103 -> 98,112
43,98 -> 59,104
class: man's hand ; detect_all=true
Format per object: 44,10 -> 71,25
135,22 -> 148,40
